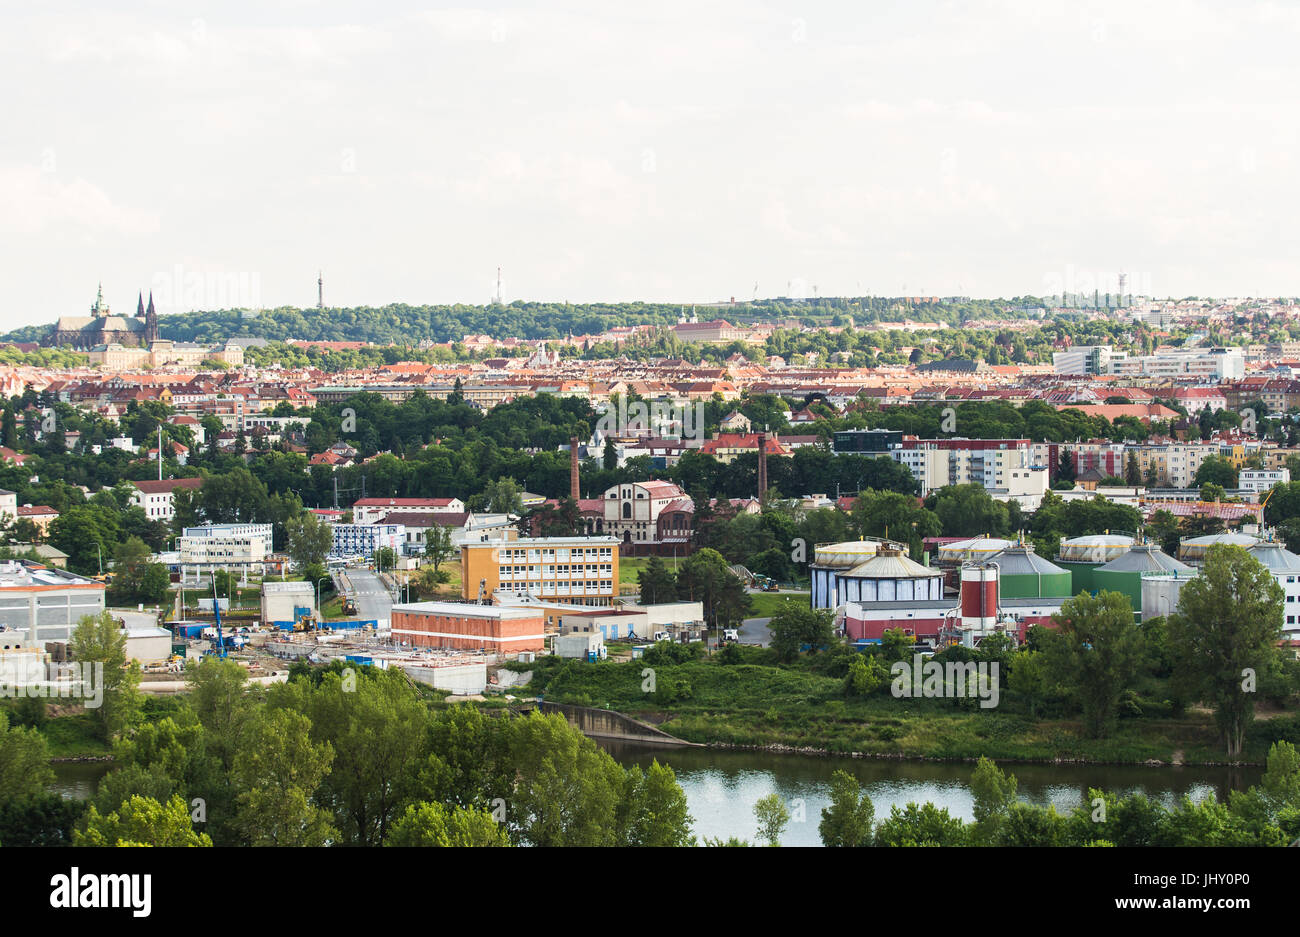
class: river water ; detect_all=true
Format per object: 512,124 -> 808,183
596,741 -> 1264,846
52,747 -> 1263,848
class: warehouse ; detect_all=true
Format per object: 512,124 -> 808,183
391,601 -> 546,651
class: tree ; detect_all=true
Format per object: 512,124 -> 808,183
386,802 -> 511,847
1057,450 -> 1077,483
498,711 -> 629,846
478,477 -> 523,516
1193,455 -> 1238,489
753,792 -> 789,846
285,511 -> 334,572
930,484 -> 1009,537
970,757 -> 1018,844
231,708 -> 336,846
74,794 -> 212,847
108,536 -> 168,605
637,554 -> 677,605
769,605 -> 835,661
1044,591 -> 1144,739
0,711 -> 54,800
424,523 -> 454,574
675,548 -> 750,629
1167,544 -> 1284,756
1124,451 -> 1141,486
819,769 -> 874,846
619,760 -> 695,847
874,802 -> 968,846
269,667 -> 430,846
71,610 -> 142,740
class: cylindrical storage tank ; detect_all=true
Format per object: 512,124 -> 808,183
1092,544 -> 1192,616
985,545 -> 1072,598
1140,572 -> 1197,621
810,541 -> 883,609
832,549 -> 945,608
1177,532 -> 1260,566
937,536 -> 1013,566
1057,534 -> 1134,595
960,564 -> 999,631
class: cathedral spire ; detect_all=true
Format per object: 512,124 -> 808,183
137,291 -> 145,317
145,292 -> 158,343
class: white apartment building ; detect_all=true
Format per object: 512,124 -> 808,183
1109,348 -> 1245,380
1240,468 -> 1290,496
1052,345 -> 1127,375
890,438 -> 1049,508
129,478 -> 204,521
180,523 -> 274,571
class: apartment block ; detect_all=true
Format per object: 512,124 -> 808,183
461,536 -> 620,606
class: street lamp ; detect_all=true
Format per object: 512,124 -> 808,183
316,577 -> 332,618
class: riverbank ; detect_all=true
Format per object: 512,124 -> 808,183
521,654 -> 1298,768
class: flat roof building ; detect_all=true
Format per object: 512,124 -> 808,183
390,601 -> 546,651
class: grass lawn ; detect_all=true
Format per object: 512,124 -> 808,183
745,591 -> 811,618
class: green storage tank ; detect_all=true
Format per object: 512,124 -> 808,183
987,544 -> 1073,598
1057,534 -> 1135,595
1092,544 -> 1192,616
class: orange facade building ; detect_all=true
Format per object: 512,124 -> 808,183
460,536 -> 620,606
390,602 -> 546,651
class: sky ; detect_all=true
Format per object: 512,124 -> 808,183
3,1 -> 1300,331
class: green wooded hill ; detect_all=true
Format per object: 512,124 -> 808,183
2,297 -> 1050,346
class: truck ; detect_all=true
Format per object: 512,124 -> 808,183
722,628 -> 740,643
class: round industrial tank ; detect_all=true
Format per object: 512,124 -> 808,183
832,548 -> 945,607
1140,571 -> 1197,621
1057,533 -> 1135,595
984,544 -> 1072,598
1177,532 -> 1261,566
810,540 -> 883,609
960,564 -> 999,631
1092,544 -> 1192,617
937,536 -> 1013,566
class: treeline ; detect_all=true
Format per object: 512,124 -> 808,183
4,296 -> 1053,347
0,648 -> 695,847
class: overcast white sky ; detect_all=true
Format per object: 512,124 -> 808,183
3,1 -> 1299,330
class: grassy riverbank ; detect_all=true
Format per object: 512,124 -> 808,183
519,650 -> 1300,766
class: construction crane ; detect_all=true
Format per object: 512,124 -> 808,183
208,572 -> 228,659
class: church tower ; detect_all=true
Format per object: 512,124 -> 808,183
145,292 -> 159,343
136,291 -> 145,318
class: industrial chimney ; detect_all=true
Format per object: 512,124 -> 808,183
570,436 -> 580,500
757,432 -> 768,499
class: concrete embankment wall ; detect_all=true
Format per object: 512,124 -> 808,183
536,701 -> 700,746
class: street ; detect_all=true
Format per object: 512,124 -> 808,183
344,566 -> 394,629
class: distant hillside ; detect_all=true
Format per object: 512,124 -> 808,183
0,297 -> 1040,346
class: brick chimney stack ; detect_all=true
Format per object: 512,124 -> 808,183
570,436 -> 580,500
757,432 -> 768,500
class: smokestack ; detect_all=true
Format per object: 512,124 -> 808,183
757,432 -> 768,499
570,436 -> 580,500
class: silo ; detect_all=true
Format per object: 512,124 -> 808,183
832,547 -> 946,607
936,536 -> 1014,567
985,544 -> 1073,598
1092,544 -> 1192,616
1057,533 -> 1135,595
1177,532 -> 1261,566
810,540 -> 883,609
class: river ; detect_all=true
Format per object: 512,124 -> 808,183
596,741 -> 1264,846
51,748 -> 1263,847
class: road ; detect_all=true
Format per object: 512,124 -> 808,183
345,567 -> 394,628
739,617 -> 773,647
